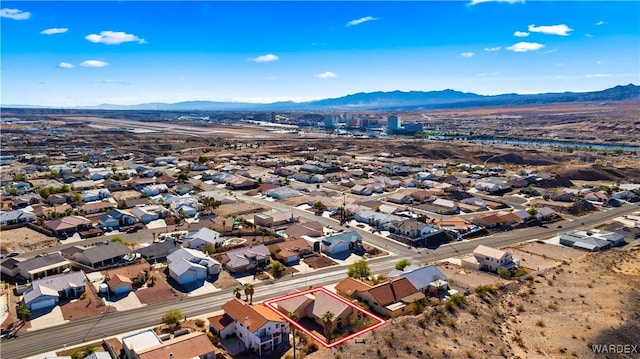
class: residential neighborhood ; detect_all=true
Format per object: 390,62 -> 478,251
1,115 -> 639,359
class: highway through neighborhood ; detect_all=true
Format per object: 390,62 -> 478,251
2,203 -> 637,358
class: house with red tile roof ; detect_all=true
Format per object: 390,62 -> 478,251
335,277 -> 372,297
208,299 -> 289,356
352,277 -> 424,318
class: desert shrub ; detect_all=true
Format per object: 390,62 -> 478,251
195,319 -> 205,328
449,294 -> 466,306
475,285 -> 494,298
206,331 -> 220,346
445,318 -> 457,328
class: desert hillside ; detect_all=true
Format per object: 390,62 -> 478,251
303,246 -> 640,359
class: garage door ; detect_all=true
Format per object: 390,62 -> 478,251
113,285 -> 130,295
29,298 -> 56,311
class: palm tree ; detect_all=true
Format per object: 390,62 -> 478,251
288,312 -> 299,359
243,283 -> 255,304
233,286 -> 242,299
222,219 -> 227,235
321,311 -> 335,342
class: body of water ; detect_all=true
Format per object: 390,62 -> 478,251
442,137 -> 640,152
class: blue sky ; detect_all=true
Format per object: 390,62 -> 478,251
1,1 -> 639,106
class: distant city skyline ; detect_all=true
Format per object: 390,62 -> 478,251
1,1 -> 639,107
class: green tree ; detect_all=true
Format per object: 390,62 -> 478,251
312,200 -> 324,213
17,303 -> 30,320
70,192 -> 82,204
178,172 -> 189,181
162,308 -> 183,328
395,259 -> 412,271
527,206 -> 538,217
82,345 -> 96,358
347,259 -> 371,280
201,197 -> 222,214
411,297 -> 425,315
202,243 -> 216,255
270,260 -> 283,278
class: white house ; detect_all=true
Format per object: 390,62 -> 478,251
171,197 -> 198,218
463,245 -> 518,272
0,210 -> 36,226
23,271 -> 87,311
320,231 -> 363,255
351,185 -> 373,196
141,184 -> 169,196
131,205 -> 170,224
354,210 -> 402,228
387,220 -> 438,239
81,188 -> 111,203
209,299 -> 289,356
432,198 -> 459,212
98,209 -> 138,229
167,248 -> 220,285
183,227 -> 223,250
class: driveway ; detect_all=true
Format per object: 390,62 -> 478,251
188,280 -> 221,297
105,292 -> 144,311
28,306 -> 67,331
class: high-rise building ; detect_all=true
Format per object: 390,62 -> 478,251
324,115 -> 336,129
387,115 -> 402,130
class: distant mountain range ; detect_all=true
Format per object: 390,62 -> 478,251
4,84 -> 639,111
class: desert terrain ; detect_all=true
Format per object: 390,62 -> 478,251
303,245 -> 640,359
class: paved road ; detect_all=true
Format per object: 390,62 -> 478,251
3,204 -> 636,358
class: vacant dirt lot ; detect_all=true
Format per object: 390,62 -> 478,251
505,248 -> 561,271
1,227 -> 57,254
437,262 -> 509,291
305,245 -> 640,359
513,241 -> 586,262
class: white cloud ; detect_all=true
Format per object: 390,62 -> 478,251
85,31 -> 146,45
484,46 -> 501,52
41,27 -> 68,35
585,74 -> 611,78
0,8 -> 31,20
584,33 -> 593,38
80,60 -> 109,68
58,62 -> 74,69
102,79 -> 130,85
460,52 -> 475,58
528,24 -> 573,36
248,54 -> 279,63
596,61 -> 602,65
514,31 -> 529,37
346,16 -> 378,27
469,0 -> 524,5
596,20 -> 606,26
506,42 -> 544,52
315,71 -> 337,79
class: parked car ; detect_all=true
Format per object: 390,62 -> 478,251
6,252 -> 19,258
